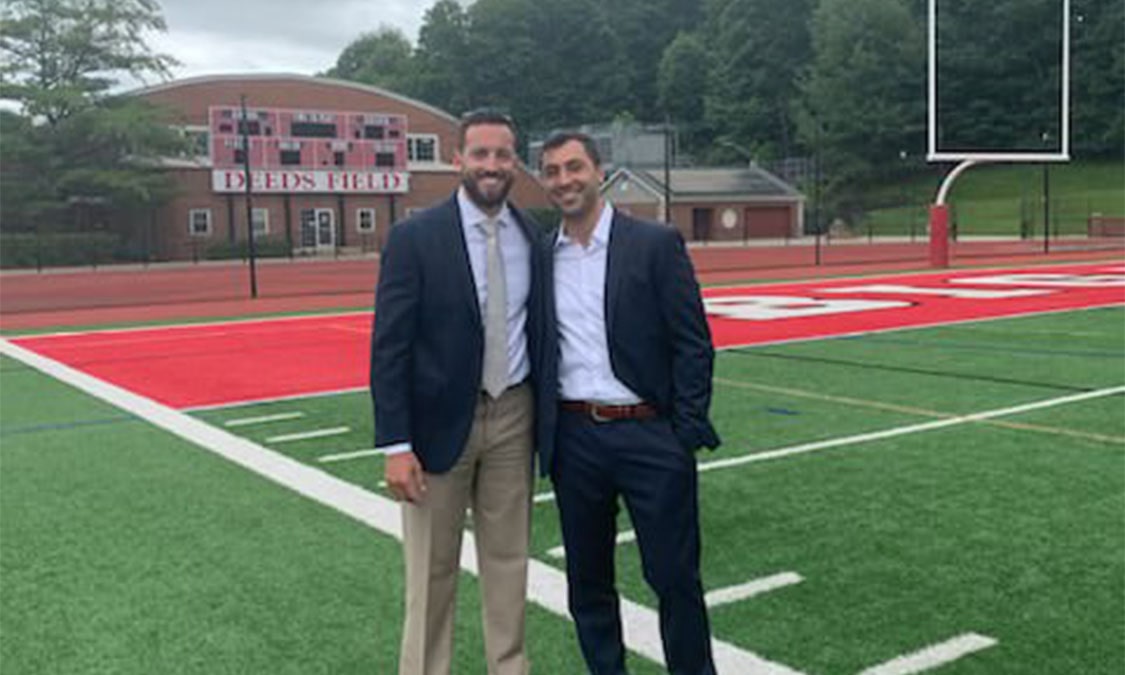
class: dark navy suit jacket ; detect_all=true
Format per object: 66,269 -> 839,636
536,210 -> 720,476
370,194 -> 546,474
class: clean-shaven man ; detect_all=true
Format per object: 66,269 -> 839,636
536,131 -> 720,675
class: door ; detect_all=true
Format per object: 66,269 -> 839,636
300,208 -> 336,251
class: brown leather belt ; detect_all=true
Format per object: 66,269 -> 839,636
559,400 -> 659,422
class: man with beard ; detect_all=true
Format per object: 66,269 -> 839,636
536,132 -> 720,675
371,110 -> 542,675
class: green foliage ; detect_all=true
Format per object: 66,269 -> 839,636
0,0 -> 177,126
0,0 -> 184,255
0,232 -> 119,268
1071,0 -> 1125,157
658,32 -> 710,125
412,0 -> 471,113
325,26 -> 418,95
798,0 -> 926,196
704,0 -> 815,161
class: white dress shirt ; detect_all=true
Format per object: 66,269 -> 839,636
457,187 -> 532,388
554,202 -> 642,404
381,189 -> 532,457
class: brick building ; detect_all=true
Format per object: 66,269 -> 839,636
132,74 -> 549,260
602,166 -> 805,242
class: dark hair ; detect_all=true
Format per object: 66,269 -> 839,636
458,108 -> 518,149
540,131 -> 601,167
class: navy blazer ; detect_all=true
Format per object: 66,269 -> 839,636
370,194 -> 546,474
536,210 -> 720,476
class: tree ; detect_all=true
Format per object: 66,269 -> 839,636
462,0 -> 631,134
798,0 -> 926,195
0,0 -> 184,250
1071,0 -> 1124,157
413,0 -> 471,113
704,0 -> 816,161
607,0 -> 705,121
326,26 -> 418,95
658,32 -> 710,125
0,0 -> 176,126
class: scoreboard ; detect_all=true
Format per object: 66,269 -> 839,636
209,106 -> 410,194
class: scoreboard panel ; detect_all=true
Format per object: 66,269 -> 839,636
208,106 -> 409,171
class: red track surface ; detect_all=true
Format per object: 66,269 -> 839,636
2,239 -> 1120,330
10,263 -> 1122,410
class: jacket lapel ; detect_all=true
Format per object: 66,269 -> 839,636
438,194 -> 483,329
604,211 -> 630,334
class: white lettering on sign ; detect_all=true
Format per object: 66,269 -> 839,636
950,273 -> 1125,288
705,295 -> 910,321
212,170 -> 409,194
818,284 -> 1051,299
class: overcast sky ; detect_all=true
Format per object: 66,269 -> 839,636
148,0 -> 437,80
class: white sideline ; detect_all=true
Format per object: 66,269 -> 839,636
0,338 -> 802,675
706,573 -> 803,608
266,427 -> 351,443
858,633 -> 997,675
224,412 -> 305,427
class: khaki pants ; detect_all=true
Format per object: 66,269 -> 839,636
399,383 -> 533,675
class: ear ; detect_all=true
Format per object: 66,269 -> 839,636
452,149 -> 463,170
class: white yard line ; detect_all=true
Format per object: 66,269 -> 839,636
546,530 -> 636,560
857,633 -> 997,675
319,448 -> 383,463
1,338 -> 800,675
698,385 -> 1125,473
705,573 -> 803,608
528,385 -> 1125,504
224,412 -> 305,427
266,427 -> 351,443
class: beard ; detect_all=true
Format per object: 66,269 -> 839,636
461,170 -> 514,211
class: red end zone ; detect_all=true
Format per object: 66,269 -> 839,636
11,263 -> 1123,409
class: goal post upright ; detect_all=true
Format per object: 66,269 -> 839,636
926,0 -> 1071,267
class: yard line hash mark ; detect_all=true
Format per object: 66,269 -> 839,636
858,633 -> 998,675
266,427 -> 351,443
224,412 -> 306,427
705,573 -> 803,608
319,448 -> 383,463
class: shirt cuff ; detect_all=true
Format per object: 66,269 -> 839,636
379,442 -> 413,456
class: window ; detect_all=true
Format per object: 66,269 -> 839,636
189,209 -> 212,237
251,208 -> 269,236
375,152 -> 396,168
407,134 -> 439,163
357,208 -> 376,233
334,151 -> 346,167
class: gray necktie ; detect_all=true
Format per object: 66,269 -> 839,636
480,217 -> 508,398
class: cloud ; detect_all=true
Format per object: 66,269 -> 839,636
152,0 -> 432,78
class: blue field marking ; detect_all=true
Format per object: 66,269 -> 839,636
767,407 -> 801,416
0,415 -> 136,437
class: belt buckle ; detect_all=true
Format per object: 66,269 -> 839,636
589,405 -> 612,423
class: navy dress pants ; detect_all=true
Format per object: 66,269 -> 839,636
552,411 -> 716,675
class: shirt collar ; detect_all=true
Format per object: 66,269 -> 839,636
458,186 -> 512,230
555,201 -> 614,249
